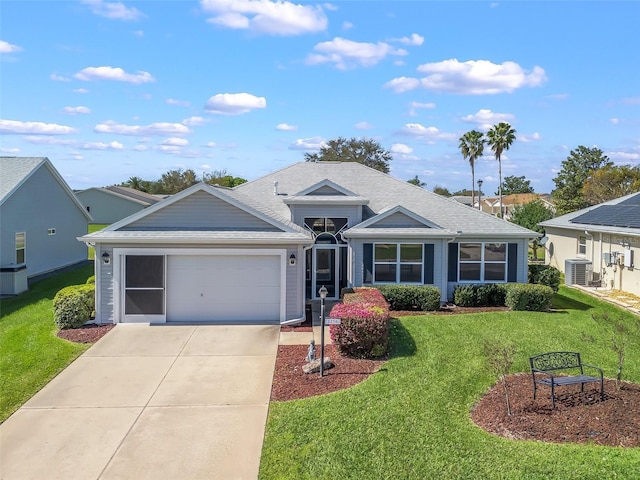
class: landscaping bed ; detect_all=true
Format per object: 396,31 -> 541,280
57,323 -> 115,343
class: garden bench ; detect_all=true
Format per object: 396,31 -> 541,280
529,352 -> 604,408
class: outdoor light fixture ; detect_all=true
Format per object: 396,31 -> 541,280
102,252 -> 110,265
289,253 -> 296,266
477,179 -> 483,211
318,285 -> 328,377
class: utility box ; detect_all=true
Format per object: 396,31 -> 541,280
565,259 -> 592,286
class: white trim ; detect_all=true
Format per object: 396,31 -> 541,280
353,205 -> 442,230
113,247 -> 287,324
457,242 -> 507,283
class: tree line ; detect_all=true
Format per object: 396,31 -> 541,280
120,169 -> 247,195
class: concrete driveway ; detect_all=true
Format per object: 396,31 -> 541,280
0,324 -> 280,480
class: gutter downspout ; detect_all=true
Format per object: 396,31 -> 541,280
280,244 -> 314,326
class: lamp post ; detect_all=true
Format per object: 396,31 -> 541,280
318,285 -> 328,377
477,179 -> 483,211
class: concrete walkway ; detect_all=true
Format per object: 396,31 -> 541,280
0,324 -> 279,480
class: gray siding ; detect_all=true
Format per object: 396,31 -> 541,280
123,191 -> 280,231
373,212 -> 427,228
290,205 -> 361,228
0,165 -> 88,280
95,243 -> 303,324
310,185 -> 344,195
76,189 -> 146,224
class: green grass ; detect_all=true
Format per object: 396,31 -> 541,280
87,223 -> 108,259
260,287 -> 640,480
0,264 -> 94,422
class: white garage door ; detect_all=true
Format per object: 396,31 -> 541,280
166,254 -> 282,322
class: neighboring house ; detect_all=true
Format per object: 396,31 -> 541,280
80,162 -> 538,325
540,192 -> 640,296
450,195 -> 474,207
1,157 -> 92,295
76,186 -> 161,224
479,193 -> 555,219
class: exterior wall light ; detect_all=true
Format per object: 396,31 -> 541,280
289,253 -> 296,266
102,252 -> 110,265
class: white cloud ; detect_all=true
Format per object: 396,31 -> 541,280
306,37 -> 407,70
0,119 -> 77,135
167,98 -> 191,107
204,92 -> 266,115
23,136 -> 77,145
204,141 -> 217,148
409,101 -> 435,116
133,144 -> 148,151
276,123 -> 298,131
289,136 -> 325,151
391,143 -> 413,154
610,118 -> 620,125
74,66 -> 155,84
94,120 -> 191,136
385,59 -> 547,94
0,147 -> 20,153
51,74 -> 71,82
0,40 -> 22,53
80,0 -> 145,21
546,93 -> 568,100
161,137 -> 189,146
342,21 -> 354,30
74,88 -> 90,94
461,109 -> 515,129
391,33 -> 424,46
355,121 -> 373,130
133,30 -> 144,37
80,141 -> 124,150
63,106 -> 91,115
182,116 -> 208,126
399,123 -> 456,143
609,151 -> 640,162
519,132 -> 541,143
201,0 -> 327,36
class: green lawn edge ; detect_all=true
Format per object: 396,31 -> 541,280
0,264 -> 95,422
259,287 -> 640,480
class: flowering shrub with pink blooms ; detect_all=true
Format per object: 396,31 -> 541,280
329,288 -> 390,358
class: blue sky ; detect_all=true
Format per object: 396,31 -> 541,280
1,1 -> 639,194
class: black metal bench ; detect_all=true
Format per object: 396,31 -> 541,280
529,352 -> 604,408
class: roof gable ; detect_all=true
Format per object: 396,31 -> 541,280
104,183 -> 304,233
0,156 -> 92,220
356,206 -> 441,229
295,179 -> 358,197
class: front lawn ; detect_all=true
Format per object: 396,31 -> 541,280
0,264 -> 94,422
260,287 -> 640,479
87,223 -> 109,259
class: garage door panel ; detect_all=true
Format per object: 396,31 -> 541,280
166,254 -> 281,323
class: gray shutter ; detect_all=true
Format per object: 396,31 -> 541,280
423,244 -> 434,284
363,243 -> 373,284
448,243 -> 458,282
507,243 -> 518,282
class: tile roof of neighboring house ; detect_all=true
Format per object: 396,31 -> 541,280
103,186 -> 162,206
0,156 -> 92,220
237,162 -> 537,238
540,192 -> 640,236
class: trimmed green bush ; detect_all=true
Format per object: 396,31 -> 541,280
376,285 -> 441,311
53,284 -> 95,329
453,285 -> 476,307
505,284 -> 554,311
454,284 -> 507,307
529,264 -> 561,292
329,288 -> 390,358
86,275 -> 96,284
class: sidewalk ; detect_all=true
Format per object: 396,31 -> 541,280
572,285 -> 640,315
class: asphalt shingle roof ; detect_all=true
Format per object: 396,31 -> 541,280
0,157 -> 46,204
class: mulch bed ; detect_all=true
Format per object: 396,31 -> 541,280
472,373 -> 640,447
57,324 -> 115,343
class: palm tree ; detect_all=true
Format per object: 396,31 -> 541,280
486,122 -> 516,218
458,130 -> 485,208
126,176 -> 144,191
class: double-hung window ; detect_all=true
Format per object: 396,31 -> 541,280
374,243 -> 422,283
459,242 -> 507,282
15,233 -> 26,264
577,235 -> 587,256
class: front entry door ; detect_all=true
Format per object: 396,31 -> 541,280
313,246 -> 339,299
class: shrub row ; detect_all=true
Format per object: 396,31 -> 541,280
329,288 -> 390,359
453,282 -> 553,311
375,285 -> 441,312
528,264 -> 561,292
53,284 -> 95,329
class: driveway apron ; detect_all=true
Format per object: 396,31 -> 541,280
0,324 -> 280,480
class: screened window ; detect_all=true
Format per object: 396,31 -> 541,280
374,243 -> 422,283
15,233 -> 25,264
124,255 -> 165,315
304,218 -> 348,238
459,243 -> 506,282
577,235 -> 587,256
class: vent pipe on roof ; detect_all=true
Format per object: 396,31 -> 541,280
273,181 -> 279,195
